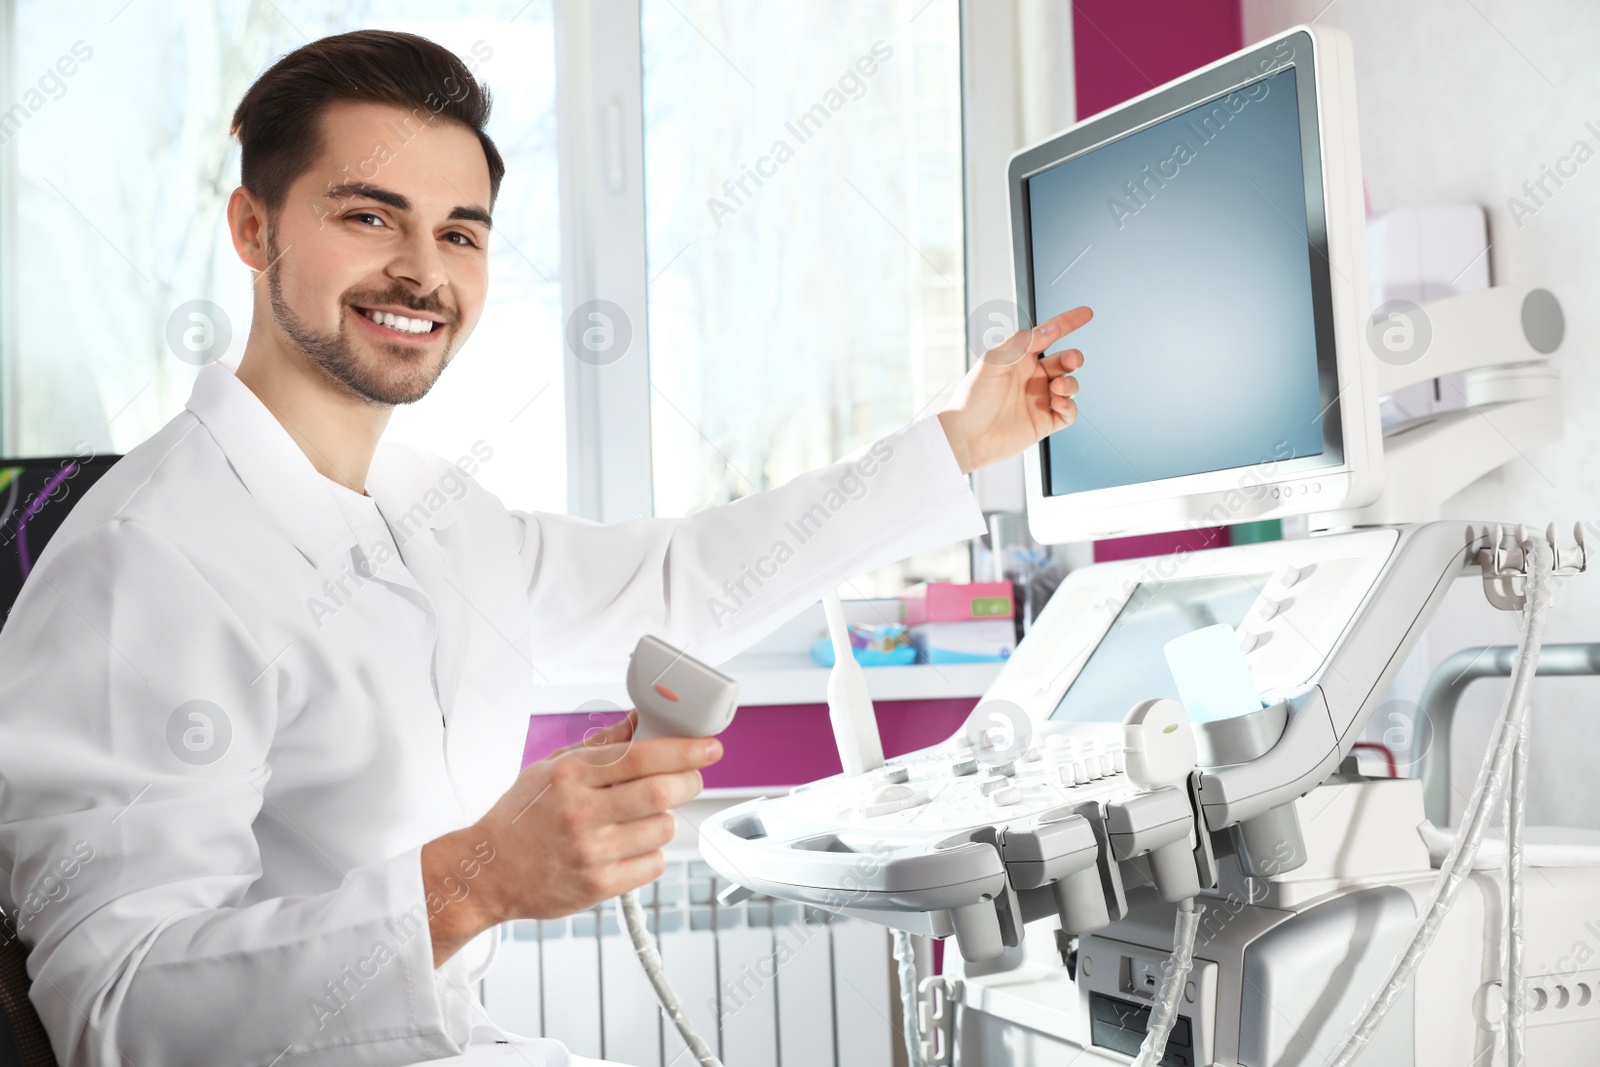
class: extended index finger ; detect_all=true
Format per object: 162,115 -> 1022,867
1027,306 -> 1093,354
585,735 -> 724,787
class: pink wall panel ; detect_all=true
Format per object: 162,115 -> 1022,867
524,698 -> 980,789
1073,0 -> 1245,120
1093,525 -> 1231,564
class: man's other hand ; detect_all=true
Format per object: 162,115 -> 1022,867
422,717 -> 723,965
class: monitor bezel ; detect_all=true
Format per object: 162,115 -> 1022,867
1009,26 -> 1381,544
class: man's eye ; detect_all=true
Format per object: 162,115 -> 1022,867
349,211 -> 385,227
444,231 -> 478,248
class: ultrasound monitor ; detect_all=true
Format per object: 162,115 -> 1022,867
1011,27 -> 1381,544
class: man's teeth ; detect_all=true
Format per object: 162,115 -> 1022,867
364,309 -> 437,334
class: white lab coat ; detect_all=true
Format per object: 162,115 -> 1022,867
0,362 -> 986,1066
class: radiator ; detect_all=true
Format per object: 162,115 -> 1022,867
481,857 -> 896,1066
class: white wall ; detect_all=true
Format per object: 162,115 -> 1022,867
1246,1 -> 1600,829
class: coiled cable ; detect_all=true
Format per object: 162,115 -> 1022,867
893,929 -> 922,1067
620,887 -> 722,1067
1133,897 -> 1203,1067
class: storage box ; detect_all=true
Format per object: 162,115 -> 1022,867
900,581 -> 1014,626
909,619 -> 1016,664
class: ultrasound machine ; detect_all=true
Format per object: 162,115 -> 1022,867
698,25 -> 1589,1067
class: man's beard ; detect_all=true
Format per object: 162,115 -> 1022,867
264,228 -> 457,405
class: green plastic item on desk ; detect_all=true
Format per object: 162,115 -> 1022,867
1230,519 -> 1282,545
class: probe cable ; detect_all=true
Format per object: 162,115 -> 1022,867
619,887 -> 723,1067
892,929 -> 922,1067
1133,896 -> 1204,1067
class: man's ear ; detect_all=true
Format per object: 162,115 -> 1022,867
226,186 -> 270,271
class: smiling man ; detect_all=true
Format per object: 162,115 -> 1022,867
0,29 -> 1090,1067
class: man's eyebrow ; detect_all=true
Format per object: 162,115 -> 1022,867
322,182 -> 491,230
323,182 -> 410,211
448,205 -> 493,230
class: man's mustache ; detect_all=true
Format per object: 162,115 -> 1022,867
346,289 -> 457,324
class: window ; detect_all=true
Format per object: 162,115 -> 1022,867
2,0 -> 974,590
640,0 -> 969,593
2,0 -> 565,512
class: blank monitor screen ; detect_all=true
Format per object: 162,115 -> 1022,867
1025,67 -> 1337,497
1049,574 -> 1264,724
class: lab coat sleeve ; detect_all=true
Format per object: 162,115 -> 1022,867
513,413 -> 989,681
0,520 -> 470,1067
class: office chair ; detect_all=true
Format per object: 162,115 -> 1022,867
0,457 -> 120,1067
0,908 -> 56,1067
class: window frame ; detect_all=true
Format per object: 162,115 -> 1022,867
552,0 -> 654,523
554,0 -> 987,540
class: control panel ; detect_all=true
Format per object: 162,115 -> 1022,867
700,524 -> 1482,963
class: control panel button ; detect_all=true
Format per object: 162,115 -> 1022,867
879,765 -> 910,785
950,757 -> 979,776
1274,562 -> 1312,588
861,784 -> 930,818
990,786 -> 1022,806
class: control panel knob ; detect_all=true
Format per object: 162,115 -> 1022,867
990,785 -> 1022,806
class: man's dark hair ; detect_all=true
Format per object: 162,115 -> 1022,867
230,29 -> 505,212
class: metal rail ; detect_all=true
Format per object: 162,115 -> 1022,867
1418,643 -> 1600,825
